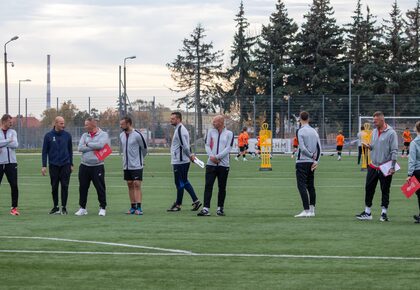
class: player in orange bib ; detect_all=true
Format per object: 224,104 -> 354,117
235,127 -> 249,161
336,131 -> 344,161
402,127 -> 412,158
291,136 -> 299,158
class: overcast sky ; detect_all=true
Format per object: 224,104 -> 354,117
0,0 -> 415,118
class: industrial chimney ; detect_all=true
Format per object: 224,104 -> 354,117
46,54 -> 51,109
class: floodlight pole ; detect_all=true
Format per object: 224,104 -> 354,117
270,64 -> 273,154
4,36 -> 19,114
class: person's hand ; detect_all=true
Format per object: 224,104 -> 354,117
190,154 -> 196,162
406,176 -> 412,182
388,168 -> 396,175
311,162 -> 318,171
210,156 -> 219,163
71,166 -> 74,173
41,167 -> 47,176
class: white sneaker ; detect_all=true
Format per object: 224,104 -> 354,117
98,208 -> 106,216
243,158 -> 248,161
309,205 -> 315,217
75,208 -> 88,216
235,157 -> 239,161
338,156 -> 341,160
294,210 -> 310,218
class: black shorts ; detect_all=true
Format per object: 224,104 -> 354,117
239,146 -> 246,152
336,146 -> 343,151
124,169 -> 143,181
404,142 -> 411,147
293,145 -> 298,149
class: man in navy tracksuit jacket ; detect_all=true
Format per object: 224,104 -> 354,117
42,116 -> 73,215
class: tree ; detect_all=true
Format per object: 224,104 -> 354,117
292,0 -> 345,95
167,24 -> 224,138
253,0 -> 298,136
383,0 -> 409,94
405,0 -> 420,93
58,100 -> 78,126
225,1 -> 257,125
40,108 -> 58,127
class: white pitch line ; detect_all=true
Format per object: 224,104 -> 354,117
0,250 -> 419,261
0,236 -> 192,254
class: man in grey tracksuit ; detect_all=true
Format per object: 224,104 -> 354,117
0,114 -> 20,215
120,116 -> 147,215
75,117 -> 110,216
294,111 -> 321,218
197,115 -> 234,217
356,111 -> 398,222
167,112 -> 201,212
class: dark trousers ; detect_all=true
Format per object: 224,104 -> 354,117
296,162 -> 316,210
49,164 -> 71,208
78,164 -> 106,209
365,166 -> 393,209
414,170 -> 420,212
0,163 -> 19,207
203,165 -> 229,209
173,163 -> 198,205
357,146 -> 362,164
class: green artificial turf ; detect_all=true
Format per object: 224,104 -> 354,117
0,154 -> 419,289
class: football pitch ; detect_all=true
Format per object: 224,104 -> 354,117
0,154 -> 419,289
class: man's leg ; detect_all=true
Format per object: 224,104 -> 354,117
92,165 -> 107,209
49,165 -> 60,208
181,163 -> 199,202
78,164 -> 91,209
59,164 -> 71,208
173,165 -> 184,206
203,165 -> 217,209
364,167 -> 379,210
217,166 -> 229,208
296,163 -> 310,210
133,180 -> 142,210
5,163 -> 19,208
306,164 -> 316,207
358,146 -> 362,165
379,173 -> 393,210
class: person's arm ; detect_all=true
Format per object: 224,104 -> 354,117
204,132 -> 213,157
0,138 -> 10,148
86,133 -> 107,150
68,134 -> 73,166
137,131 -> 148,158
7,130 -> 18,149
42,134 -> 49,167
216,131 -> 234,160
408,142 -> 416,176
180,127 -> 192,157
78,134 -> 93,152
297,130 -> 313,159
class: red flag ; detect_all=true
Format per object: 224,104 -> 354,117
94,144 -> 112,161
401,176 -> 420,198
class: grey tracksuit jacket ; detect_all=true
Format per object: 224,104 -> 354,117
0,129 -> 18,164
171,123 -> 192,165
296,124 -> 322,164
369,125 -> 398,167
408,136 -> 420,176
205,128 -> 234,167
78,129 -> 110,166
120,129 -> 148,170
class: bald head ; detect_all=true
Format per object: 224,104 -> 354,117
55,116 -> 65,132
212,115 -> 225,131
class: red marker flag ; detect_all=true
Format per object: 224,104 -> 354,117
401,176 -> 420,198
94,144 -> 112,161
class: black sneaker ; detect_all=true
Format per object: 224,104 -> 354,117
191,200 -> 202,211
167,203 -> 181,212
380,212 -> 389,222
197,209 -> 210,216
49,207 -> 60,215
216,208 -> 225,216
355,211 -> 372,220
61,207 -> 68,215
415,215 -> 420,224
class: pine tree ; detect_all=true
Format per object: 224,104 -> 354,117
167,24 -> 223,138
405,0 -> 420,93
292,0 -> 345,95
382,0 -> 409,94
225,1 -> 257,125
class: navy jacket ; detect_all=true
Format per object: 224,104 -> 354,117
42,128 -> 73,167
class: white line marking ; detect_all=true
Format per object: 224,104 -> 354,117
0,236 -> 192,254
0,250 -> 419,261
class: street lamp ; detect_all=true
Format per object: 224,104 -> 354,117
123,56 -> 136,115
4,36 -> 19,114
18,79 -> 31,147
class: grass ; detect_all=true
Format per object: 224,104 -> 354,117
0,154 -> 419,289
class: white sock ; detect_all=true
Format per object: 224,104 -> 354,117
365,207 -> 371,214
203,207 -> 209,212
217,207 -> 222,211
381,207 -> 387,214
